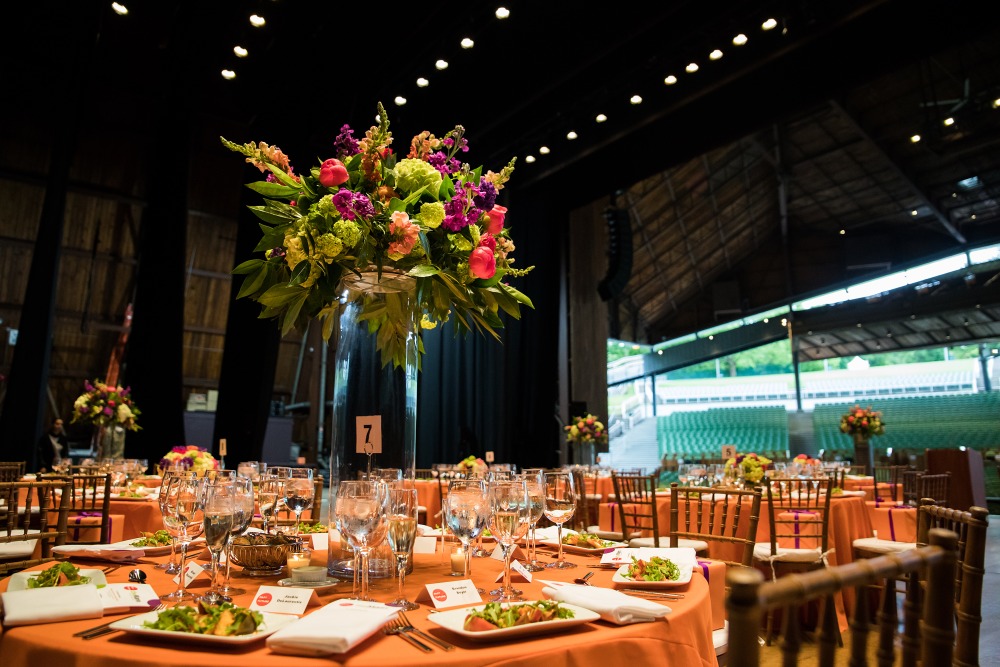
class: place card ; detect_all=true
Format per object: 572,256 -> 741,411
98,583 -> 159,613
249,585 -> 319,615
172,560 -> 207,586
489,543 -> 526,561
416,579 -> 483,608
494,560 -> 532,583
413,536 -> 437,554
310,532 -> 329,551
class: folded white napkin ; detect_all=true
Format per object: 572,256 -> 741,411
51,544 -> 146,562
0,538 -> 39,560
542,583 -> 671,625
1,585 -> 104,626
836,489 -> 867,497
266,600 -> 398,656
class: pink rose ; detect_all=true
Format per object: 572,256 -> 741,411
318,158 -> 349,187
479,233 -> 496,252
485,205 -> 507,234
469,247 -> 496,279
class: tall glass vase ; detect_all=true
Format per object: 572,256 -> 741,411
93,424 -> 126,459
853,432 -> 873,475
327,269 -> 419,580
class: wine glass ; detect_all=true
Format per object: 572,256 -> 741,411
335,480 -> 389,601
199,480 -> 235,604
156,470 -> 195,574
161,475 -> 206,601
284,468 -> 314,536
258,474 -> 283,535
218,476 -> 254,597
236,461 -> 260,482
385,487 -> 419,610
443,479 -> 489,590
543,470 -> 577,569
521,468 -> 547,572
488,477 -> 531,601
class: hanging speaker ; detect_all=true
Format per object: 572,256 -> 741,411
597,207 -> 633,301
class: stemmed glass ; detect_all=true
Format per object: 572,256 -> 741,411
385,487 -> 419,610
199,480 -> 235,604
443,479 -> 489,591
156,470 -> 195,574
284,468 -> 314,536
160,475 -> 206,601
258,474 -> 284,535
521,468 -> 547,572
218,476 -> 254,597
335,480 -> 389,601
488,477 -> 531,601
543,470 -> 577,569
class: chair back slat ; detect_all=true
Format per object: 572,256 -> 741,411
0,462 -> 26,483
761,477 -> 832,556
917,472 -> 951,507
611,472 -> 659,544
0,479 -> 72,576
669,483 -> 761,567
727,528 -> 959,667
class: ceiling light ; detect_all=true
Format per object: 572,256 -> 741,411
435,59 -> 448,70
993,97 -> 1000,108
416,77 -> 429,87
525,155 -> 536,163
708,335 -> 714,340
566,131 -> 578,140
394,96 -> 407,106
460,38 -> 474,49
762,18 -> 777,30
221,69 -> 236,80
839,229 -> 846,235
709,49 -> 723,60
664,75 -> 677,85
685,62 -> 699,73
957,176 -> 981,189
630,95 -> 642,104
952,192 -> 958,198
111,2 -> 128,15
657,350 -> 663,355
733,33 -> 747,46
971,214 -> 977,220
910,134 -> 921,143
233,46 -> 248,57
249,14 -> 265,27
495,7 -> 510,19
539,146 -> 550,154
763,318 -> 769,323
943,117 -> 955,126
595,113 -> 607,123
911,210 -> 918,216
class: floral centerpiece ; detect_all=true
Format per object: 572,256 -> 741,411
157,445 -> 220,475
724,452 -> 772,484
71,379 -> 141,430
564,413 -> 609,447
839,405 -> 885,438
456,455 -> 488,477
221,103 -> 533,369
793,453 -> 822,467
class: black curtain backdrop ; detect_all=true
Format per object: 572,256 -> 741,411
416,188 -> 562,469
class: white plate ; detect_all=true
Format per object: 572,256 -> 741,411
110,494 -> 157,502
107,609 -> 296,645
109,537 -> 204,557
276,577 -> 341,590
427,601 -> 599,642
540,538 -> 626,555
611,558 -> 694,588
7,568 -> 107,591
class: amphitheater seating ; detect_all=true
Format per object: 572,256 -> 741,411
657,406 -> 788,459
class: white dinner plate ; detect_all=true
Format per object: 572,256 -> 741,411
427,601 -> 600,642
611,552 -> 696,589
540,537 -> 626,556
107,609 -> 296,645
7,568 -> 107,591
108,537 -> 204,557
110,494 -> 157,502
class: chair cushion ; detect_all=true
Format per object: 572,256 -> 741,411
753,542 -> 823,563
588,527 -> 627,542
852,537 -> 917,554
713,620 -> 729,656
629,536 -> 709,550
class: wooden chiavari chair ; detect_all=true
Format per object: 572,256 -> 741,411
727,528 -> 960,667
669,483 -> 761,568
0,461 -> 26,483
42,472 -> 112,544
917,472 -> 951,507
611,472 -> 664,547
0,479 -> 72,576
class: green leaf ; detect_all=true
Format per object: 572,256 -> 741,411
232,259 -> 264,275
497,283 -> 534,309
408,264 -> 440,278
490,286 -> 522,319
470,269 -> 505,289
265,164 -> 300,188
288,260 -> 311,286
237,266 -> 268,298
248,205 -> 296,225
247,181 -> 300,198
258,284 -> 308,308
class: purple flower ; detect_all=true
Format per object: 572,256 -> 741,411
333,124 -> 360,160
332,189 -> 373,220
473,180 -> 497,211
102,407 -> 113,416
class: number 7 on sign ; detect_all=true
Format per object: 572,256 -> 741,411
356,416 -> 383,454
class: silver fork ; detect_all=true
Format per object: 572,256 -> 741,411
78,603 -> 167,640
383,617 -> 432,652
397,611 -> 455,651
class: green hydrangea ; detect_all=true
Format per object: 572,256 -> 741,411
395,158 -> 443,196
283,234 -> 307,269
315,233 -> 343,261
332,219 -> 361,249
451,234 -> 473,252
314,194 -> 337,217
418,201 -> 445,228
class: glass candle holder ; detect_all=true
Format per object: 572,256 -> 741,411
286,548 -> 312,572
449,544 -> 465,576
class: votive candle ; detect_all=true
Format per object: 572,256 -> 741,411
286,550 -> 312,571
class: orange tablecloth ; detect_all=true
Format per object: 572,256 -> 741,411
108,498 -> 165,540
843,476 -> 901,502
0,543 -> 717,667
414,479 -> 443,527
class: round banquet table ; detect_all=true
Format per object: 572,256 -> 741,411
0,543 -> 717,667
108,497 -> 164,540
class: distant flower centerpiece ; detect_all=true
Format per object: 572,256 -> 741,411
839,405 -> 885,439
457,456 -> 489,477
71,379 -> 141,431
158,446 -> 220,475
725,452 -> 772,484
564,414 -> 609,447
221,103 -> 533,369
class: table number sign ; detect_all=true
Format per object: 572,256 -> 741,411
355,416 -> 383,454
416,579 -> 483,608
721,445 -> 736,460
485,451 -> 495,463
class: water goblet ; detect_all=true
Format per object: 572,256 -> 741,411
443,479 -> 489,591
156,470 -> 196,574
199,480 -> 235,604
257,474 -> 283,535
284,468 -> 314,536
160,475 -> 206,601
218,476 -> 254,597
543,470 -> 577,569
385,487 -> 419,610
521,468 -> 546,572
236,461 -> 260,482
488,477 -> 531,601
335,480 -> 389,601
